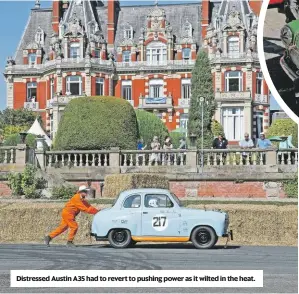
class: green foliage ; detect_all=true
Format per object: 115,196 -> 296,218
188,50 -> 216,148
3,125 -> 28,138
54,96 -> 139,150
267,119 -> 298,147
211,120 -> 225,138
283,178 -> 298,198
135,109 -> 169,148
7,164 -> 46,198
3,133 -> 37,148
51,185 -> 77,199
0,108 -> 38,128
169,131 -> 185,148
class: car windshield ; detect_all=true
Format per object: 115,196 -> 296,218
170,193 -> 183,207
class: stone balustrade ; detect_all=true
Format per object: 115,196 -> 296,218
0,147 -> 16,164
42,148 -> 298,169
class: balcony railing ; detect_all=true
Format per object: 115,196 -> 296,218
178,98 -> 190,107
215,91 -> 251,101
24,102 -> 39,110
210,52 -> 259,63
0,147 -> 16,164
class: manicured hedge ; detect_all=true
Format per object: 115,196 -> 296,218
54,96 -> 139,150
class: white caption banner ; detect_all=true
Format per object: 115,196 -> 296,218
11,270 -> 263,288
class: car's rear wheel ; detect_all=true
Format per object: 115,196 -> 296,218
108,229 -> 132,249
191,226 -> 217,249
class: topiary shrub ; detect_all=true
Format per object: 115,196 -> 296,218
267,119 -> 298,147
135,109 -> 169,148
54,96 -> 139,150
211,120 -> 225,138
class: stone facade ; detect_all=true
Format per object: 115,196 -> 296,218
3,0 -> 266,144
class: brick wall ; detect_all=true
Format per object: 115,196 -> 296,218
0,181 -> 12,197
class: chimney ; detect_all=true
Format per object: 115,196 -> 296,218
107,0 -> 120,53
248,0 -> 262,16
52,0 -> 62,34
201,0 -> 210,40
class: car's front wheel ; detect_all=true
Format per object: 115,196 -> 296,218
108,229 -> 132,249
191,226 -> 217,249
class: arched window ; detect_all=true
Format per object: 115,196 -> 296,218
70,43 -> 80,58
146,42 -> 167,65
227,36 -> 239,57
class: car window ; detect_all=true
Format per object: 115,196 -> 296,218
123,194 -> 141,208
144,194 -> 174,208
170,193 -> 183,207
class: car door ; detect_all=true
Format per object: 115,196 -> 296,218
141,193 -> 181,236
119,194 -> 142,236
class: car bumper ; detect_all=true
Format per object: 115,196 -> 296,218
90,232 -> 108,241
222,230 -> 233,241
280,54 -> 298,81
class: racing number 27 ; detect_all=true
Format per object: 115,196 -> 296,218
153,216 -> 166,227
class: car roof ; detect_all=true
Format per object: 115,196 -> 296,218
120,188 -> 170,196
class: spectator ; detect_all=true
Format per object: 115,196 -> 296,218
150,136 -> 161,165
212,134 -> 228,165
178,137 -> 187,165
163,136 -> 174,164
137,139 -> 147,165
256,133 -> 272,149
256,132 -> 273,164
239,133 -> 254,165
278,135 -> 295,164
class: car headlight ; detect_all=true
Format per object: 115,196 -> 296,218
281,25 -> 293,47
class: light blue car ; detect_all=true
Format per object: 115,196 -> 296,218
91,188 -> 233,249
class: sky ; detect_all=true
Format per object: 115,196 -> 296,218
0,0 -> 281,111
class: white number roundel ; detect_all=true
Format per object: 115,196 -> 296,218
152,214 -> 168,231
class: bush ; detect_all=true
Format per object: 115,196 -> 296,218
54,96 -> 139,150
169,131 -> 185,149
267,119 -> 298,147
7,164 -> 46,198
211,120 -> 225,138
51,185 -> 78,199
3,133 -> 37,149
283,178 -> 298,198
135,110 -> 169,149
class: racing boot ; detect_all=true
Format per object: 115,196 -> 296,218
44,235 -> 52,246
66,241 -> 76,247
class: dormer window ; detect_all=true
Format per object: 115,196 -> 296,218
95,49 -> 101,59
28,53 -> 36,66
70,43 -> 80,58
124,25 -> 133,39
227,36 -> 239,57
35,27 -> 44,46
184,21 -> 192,38
122,50 -> 131,62
215,18 -> 220,30
182,48 -> 191,60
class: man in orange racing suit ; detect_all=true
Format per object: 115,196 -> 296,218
44,185 -> 99,247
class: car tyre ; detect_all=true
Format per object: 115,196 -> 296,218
108,229 -> 132,249
191,226 -> 217,249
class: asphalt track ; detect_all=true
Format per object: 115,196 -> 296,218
0,244 -> 297,293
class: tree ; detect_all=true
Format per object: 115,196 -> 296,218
188,50 -> 216,148
267,118 -> 298,147
211,120 -> 225,138
54,96 -> 139,150
135,110 -> 169,148
0,108 -> 39,128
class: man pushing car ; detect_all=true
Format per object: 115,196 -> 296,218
44,185 -> 99,247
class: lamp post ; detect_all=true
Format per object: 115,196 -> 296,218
197,96 -> 208,174
19,131 -> 28,144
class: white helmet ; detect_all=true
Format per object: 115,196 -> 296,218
148,198 -> 159,208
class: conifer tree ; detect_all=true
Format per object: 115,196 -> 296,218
188,50 -> 216,148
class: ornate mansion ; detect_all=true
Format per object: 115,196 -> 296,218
4,0 -> 268,144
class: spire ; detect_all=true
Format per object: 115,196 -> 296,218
35,0 -> 40,9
